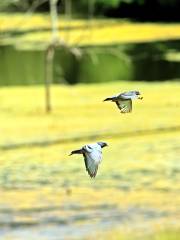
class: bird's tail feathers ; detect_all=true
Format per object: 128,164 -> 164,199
69,149 -> 82,156
103,97 -> 115,102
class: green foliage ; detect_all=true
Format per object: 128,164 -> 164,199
0,0 -> 17,9
95,0 -> 180,7
157,0 -> 179,6
95,0 -> 120,8
0,0 -> 46,12
1,0 -> 180,15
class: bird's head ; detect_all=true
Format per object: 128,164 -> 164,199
135,91 -> 143,100
97,142 -> 108,148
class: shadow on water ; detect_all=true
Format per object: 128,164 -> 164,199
0,39 -> 180,86
128,41 -> 180,81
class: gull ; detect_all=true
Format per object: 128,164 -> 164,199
69,142 -> 108,178
103,90 -> 143,113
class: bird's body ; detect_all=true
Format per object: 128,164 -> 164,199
69,142 -> 108,178
103,90 -> 143,113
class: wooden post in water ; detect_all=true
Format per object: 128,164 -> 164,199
64,0 -> 72,42
45,44 -> 54,113
88,0 -> 95,20
45,0 -> 59,113
87,0 -> 95,41
50,0 -> 59,42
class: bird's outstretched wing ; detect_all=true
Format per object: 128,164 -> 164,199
115,99 -> 132,113
83,153 -> 98,178
82,144 -> 102,178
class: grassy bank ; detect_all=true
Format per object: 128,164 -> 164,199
0,81 -> 180,146
95,228 -> 180,240
1,14 -> 180,46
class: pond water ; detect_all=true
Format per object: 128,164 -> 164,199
0,40 -> 180,85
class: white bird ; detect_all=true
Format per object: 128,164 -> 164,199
69,142 -> 108,178
103,90 -> 143,113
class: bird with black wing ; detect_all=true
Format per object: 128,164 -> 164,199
69,142 -> 108,178
103,90 -> 143,113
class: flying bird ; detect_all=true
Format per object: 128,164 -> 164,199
69,142 -> 108,178
103,90 -> 143,113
